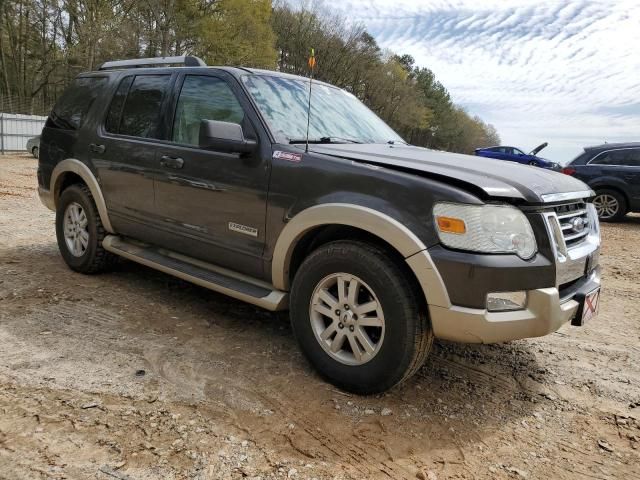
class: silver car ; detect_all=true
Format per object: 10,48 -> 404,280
26,135 -> 40,158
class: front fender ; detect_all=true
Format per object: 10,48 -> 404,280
271,203 -> 451,307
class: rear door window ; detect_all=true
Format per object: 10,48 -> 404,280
49,76 -> 107,130
591,149 -> 640,166
107,75 -> 170,139
623,149 -> 640,167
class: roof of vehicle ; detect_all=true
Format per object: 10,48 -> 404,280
476,146 -> 519,151
86,61 -> 333,88
584,142 -> 640,151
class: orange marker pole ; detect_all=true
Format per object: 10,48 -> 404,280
305,48 -> 316,153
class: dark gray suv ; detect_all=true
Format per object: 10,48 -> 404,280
562,143 -> 640,221
37,56 -> 602,393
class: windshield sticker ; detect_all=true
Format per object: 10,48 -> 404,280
273,151 -> 303,163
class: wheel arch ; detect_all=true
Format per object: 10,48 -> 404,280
271,203 -> 450,307
51,158 -> 115,233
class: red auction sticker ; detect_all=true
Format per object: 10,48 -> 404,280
273,150 -> 303,163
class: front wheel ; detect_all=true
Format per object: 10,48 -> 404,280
593,189 -> 627,222
290,241 -> 433,394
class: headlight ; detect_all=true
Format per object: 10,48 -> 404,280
586,203 -> 600,241
433,202 -> 537,259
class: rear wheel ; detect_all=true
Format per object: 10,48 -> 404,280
593,189 -> 627,222
32,146 -> 39,159
55,184 -> 117,273
290,240 -> 433,394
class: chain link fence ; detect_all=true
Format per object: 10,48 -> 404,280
0,95 -> 55,117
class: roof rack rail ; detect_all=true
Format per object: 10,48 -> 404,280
98,56 -> 206,70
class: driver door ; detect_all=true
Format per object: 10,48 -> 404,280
152,72 -> 269,278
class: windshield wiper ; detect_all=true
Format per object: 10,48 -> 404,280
289,136 -> 362,145
321,136 -> 362,144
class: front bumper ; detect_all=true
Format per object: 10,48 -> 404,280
428,267 -> 600,343
410,201 -> 601,344
38,186 -> 55,211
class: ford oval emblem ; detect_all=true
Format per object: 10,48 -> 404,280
571,217 -> 585,233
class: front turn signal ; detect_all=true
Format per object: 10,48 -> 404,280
436,216 -> 466,234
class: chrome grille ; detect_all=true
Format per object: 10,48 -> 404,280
554,201 -> 589,248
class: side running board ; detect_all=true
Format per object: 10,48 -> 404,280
103,235 -> 288,311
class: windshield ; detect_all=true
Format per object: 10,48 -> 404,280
242,74 -> 404,144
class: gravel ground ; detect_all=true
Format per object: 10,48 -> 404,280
1,154 -> 639,480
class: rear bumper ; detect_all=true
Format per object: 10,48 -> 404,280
428,267 -> 600,343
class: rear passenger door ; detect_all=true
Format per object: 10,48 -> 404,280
588,148 -> 640,205
614,148 -> 640,206
494,147 -> 510,161
152,72 -> 269,279
628,149 -> 640,205
90,73 -> 174,239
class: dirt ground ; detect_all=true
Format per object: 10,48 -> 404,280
0,154 -> 639,480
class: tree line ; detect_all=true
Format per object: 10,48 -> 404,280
0,0 -> 500,153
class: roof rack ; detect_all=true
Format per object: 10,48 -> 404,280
98,56 -> 206,70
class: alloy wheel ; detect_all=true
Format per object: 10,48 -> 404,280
309,272 -> 385,366
593,194 -> 619,219
63,202 -> 89,257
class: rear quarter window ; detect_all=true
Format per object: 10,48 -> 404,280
48,76 -> 108,130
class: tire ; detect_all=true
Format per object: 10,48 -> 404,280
55,184 -> 117,273
32,146 -> 39,159
593,189 -> 627,222
290,240 -> 433,394
528,160 -> 537,166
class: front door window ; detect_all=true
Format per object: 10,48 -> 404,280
172,75 -> 245,146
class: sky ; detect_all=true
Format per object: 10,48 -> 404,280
313,0 -> 640,163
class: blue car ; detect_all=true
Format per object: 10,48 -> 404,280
475,142 -> 559,169
561,142 -> 640,221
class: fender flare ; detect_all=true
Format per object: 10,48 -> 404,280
50,158 -> 115,233
589,182 -> 631,203
271,203 -> 450,307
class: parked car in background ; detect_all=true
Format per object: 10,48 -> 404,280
475,142 -> 560,169
26,135 -> 40,158
561,142 -> 640,221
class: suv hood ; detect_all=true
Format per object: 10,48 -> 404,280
309,144 -> 591,203
529,142 -> 548,156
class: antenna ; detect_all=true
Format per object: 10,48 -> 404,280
305,48 -> 316,153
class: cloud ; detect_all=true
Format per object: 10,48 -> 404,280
315,0 -> 640,162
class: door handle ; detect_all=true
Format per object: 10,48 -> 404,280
89,143 -> 106,154
160,155 -> 184,169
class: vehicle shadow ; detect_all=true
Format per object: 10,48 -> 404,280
1,245 -> 549,475
620,213 -> 640,226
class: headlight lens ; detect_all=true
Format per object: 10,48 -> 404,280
433,202 -> 537,259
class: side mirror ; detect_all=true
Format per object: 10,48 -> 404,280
199,119 -> 257,154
